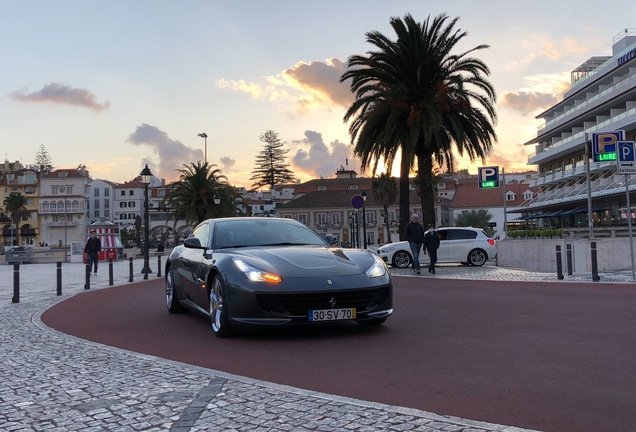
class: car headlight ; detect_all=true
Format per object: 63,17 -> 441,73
366,254 -> 387,278
378,247 -> 395,254
232,258 -> 282,283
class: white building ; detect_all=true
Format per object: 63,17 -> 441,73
516,29 -> 636,233
88,179 -> 119,224
38,167 -> 91,248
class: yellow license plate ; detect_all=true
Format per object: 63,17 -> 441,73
308,308 -> 356,322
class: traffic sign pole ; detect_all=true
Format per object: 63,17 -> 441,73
625,175 -> 635,281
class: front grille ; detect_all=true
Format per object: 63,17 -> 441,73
256,287 -> 390,316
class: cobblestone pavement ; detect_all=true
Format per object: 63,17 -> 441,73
5,258 -> 632,432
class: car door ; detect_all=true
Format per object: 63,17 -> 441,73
432,229 -> 449,262
177,223 -> 211,309
445,229 -> 477,262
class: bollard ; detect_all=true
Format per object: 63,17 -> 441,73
157,255 -> 162,278
85,263 -> 91,289
556,245 -> 564,280
57,262 -> 62,296
109,259 -> 114,286
129,257 -> 134,282
566,244 -> 573,276
12,263 -> 20,303
591,241 -> 600,282
143,256 -> 149,280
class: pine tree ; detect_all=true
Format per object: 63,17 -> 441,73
250,130 -> 295,190
34,144 -> 53,169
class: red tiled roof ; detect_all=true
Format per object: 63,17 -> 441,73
450,178 -> 537,208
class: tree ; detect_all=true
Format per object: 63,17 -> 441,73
250,130 -> 295,190
341,13 -> 497,238
34,144 -> 53,169
3,192 -> 28,246
371,173 -> 398,244
164,161 -> 238,227
454,209 -> 495,237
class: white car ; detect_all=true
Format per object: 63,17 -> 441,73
377,227 -> 497,268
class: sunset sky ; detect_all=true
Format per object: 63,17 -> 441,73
3,1 -> 636,188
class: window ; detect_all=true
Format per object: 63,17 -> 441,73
366,211 -> 376,224
25,173 -> 36,183
94,188 -> 99,197
297,214 -> 307,225
104,210 -> 110,218
66,186 -> 73,194
26,198 -> 34,206
120,214 -> 126,220
506,192 -> 516,201
445,229 -> 477,240
192,223 -> 210,247
58,172 -> 68,177
158,189 -> 165,197
128,201 -> 136,207
120,202 -> 127,208
316,213 -> 327,225
94,210 -> 100,218
282,214 -> 293,219
58,200 -> 64,212
121,190 -> 126,196
105,188 -> 109,197
94,199 -> 99,209
42,201 -> 49,212
129,190 -> 134,196
331,212 -> 342,224
523,192 -> 534,200
129,213 -> 136,219
52,186 -> 58,195
25,186 -> 35,194
104,200 -> 110,209
50,201 -> 56,212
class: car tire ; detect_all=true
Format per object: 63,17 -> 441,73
391,251 -> 412,269
210,274 -> 234,338
357,317 -> 387,326
468,249 -> 487,266
166,267 -> 186,313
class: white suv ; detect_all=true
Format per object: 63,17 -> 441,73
377,227 -> 497,268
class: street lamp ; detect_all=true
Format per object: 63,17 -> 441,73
214,192 -> 221,205
140,164 -> 153,279
198,133 -> 208,164
361,190 -> 367,249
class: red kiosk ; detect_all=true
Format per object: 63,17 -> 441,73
83,222 -> 124,263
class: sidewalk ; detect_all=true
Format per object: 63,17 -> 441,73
2,259 -> 612,432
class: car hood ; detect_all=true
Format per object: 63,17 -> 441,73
224,246 -> 376,278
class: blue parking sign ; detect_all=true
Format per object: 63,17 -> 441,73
617,141 -> 636,174
478,166 -> 499,188
592,131 -> 624,162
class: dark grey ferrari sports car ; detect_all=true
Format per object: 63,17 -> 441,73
165,217 -> 393,337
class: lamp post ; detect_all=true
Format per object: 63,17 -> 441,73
213,192 -> 221,205
140,164 -> 153,279
198,133 -> 208,164
361,191 -> 367,249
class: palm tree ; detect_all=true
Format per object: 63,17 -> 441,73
454,209 -> 495,236
3,192 -> 28,246
341,13 -> 497,237
163,161 -> 238,227
371,173 -> 398,243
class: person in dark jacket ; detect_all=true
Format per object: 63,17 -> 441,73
84,230 -> 102,275
423,224 -> 441,274
404,214 -> 424,274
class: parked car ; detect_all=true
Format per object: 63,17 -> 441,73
377,227 -> 497,268
165,217 -> 393,337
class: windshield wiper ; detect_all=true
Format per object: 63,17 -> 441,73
216,244 -> 250,249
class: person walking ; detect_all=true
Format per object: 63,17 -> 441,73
404,214 -> 424,274
84,230 -> 102,275
423,224 -> 441,274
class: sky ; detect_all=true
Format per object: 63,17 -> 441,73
3,1 -> 636,188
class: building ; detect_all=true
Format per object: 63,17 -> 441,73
88,179 -> 119,224
0,161 -> 41,246
38,167 -> 91,249
516,29 -> 636,235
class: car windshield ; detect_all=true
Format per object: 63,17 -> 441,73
213,219 -> 330,249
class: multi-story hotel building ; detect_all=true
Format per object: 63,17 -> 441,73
0,161 -> 41,246
516,29 -> 636,232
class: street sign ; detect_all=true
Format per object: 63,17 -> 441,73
478,166 -> 499,188
617,140 -> 636,174
350,195 -> 365,209
592,131 -> 625,162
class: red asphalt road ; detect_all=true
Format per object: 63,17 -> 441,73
41,277 -> 636,432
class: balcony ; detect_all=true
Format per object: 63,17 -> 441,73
46,221 -> 78,227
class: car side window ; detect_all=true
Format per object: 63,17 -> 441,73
436,230 -> 448,241
445,229 -> 477,240
191,224 -> 211,248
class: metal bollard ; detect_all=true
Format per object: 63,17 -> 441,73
12,263 -> 20,303
556,245 -> 564,280
85,263 -> 91,290
129,257 -> 134,282
143,256 -> 149,280
566,244 -> 573,276
109,259 -> 114,286
591,241 -> 600,282
57,262 -> 62,296
157,255 -> 162,278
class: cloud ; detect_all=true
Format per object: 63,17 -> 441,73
220,157 -> 236,172
217,58 -> 352,114
291,130 -> 363,179
9,83 -> 110,112
506,35 -> 591,69
499,74 -> 570,114
127,124 -> 204,181
485,143 -> 531,171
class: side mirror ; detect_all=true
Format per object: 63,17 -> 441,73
183,237 -> 205,249
325,234 -> 339,246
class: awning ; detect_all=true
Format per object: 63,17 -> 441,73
537,210 -> 562,218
